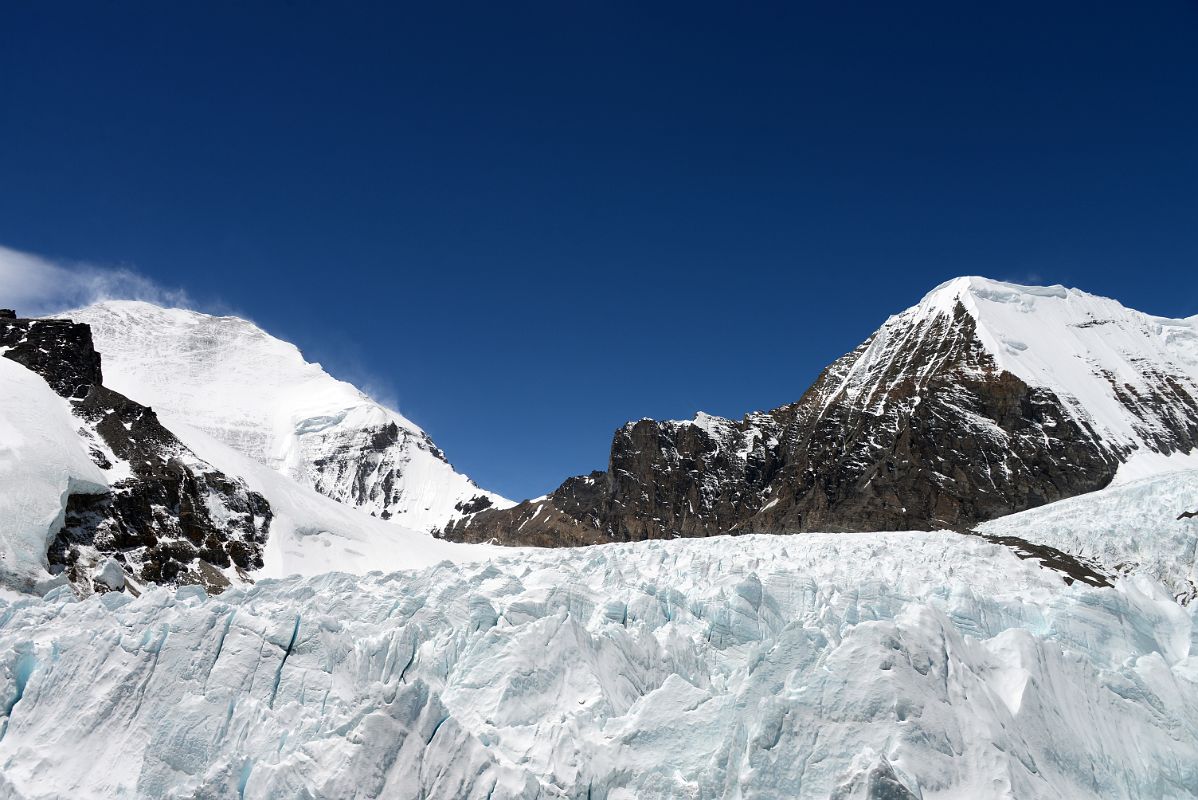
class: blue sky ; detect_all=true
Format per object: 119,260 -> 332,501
2,1 -> 1196,499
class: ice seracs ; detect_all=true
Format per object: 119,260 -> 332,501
1,530 -> 1195,798
69,300 -> 511,533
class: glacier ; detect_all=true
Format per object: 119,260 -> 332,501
2,531 -> 1196,799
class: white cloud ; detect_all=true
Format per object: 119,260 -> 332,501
0,244 -> 190,317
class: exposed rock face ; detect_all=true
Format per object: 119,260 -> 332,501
1,313 -> 271,594
442,280 -> 1198,547
0,316 -> 103,398
442,474 -> 611,548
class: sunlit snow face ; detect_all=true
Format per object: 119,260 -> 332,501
68,301 -> 513,534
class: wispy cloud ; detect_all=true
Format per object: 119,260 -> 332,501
0,244 -> 190,317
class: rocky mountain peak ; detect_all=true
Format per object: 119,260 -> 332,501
440,277 -> 1198,547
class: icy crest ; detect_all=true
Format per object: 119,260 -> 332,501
932,277 -> 1197,454
68,301 -> 510,531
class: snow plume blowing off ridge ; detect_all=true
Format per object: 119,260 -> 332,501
0,244 -> 403,415
0,244 -> 190,317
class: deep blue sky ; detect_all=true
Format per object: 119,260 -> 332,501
2,2 -> 1196,499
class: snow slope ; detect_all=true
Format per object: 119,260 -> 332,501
67,301 -> 510,532
979,468 -> 1198,602
0,358 -> 107,593
880,276 -> 1198,466
160,416 -> 502,578
0,343 -> 500,595
1,531 -> 1196,799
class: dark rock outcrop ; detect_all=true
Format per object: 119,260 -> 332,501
2,312 -> 271,594
442,300 -> 1192,547
0,315 -> 103,398
970,532 -> 1112,588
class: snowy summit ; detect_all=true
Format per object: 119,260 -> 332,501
69,300 -> 511,533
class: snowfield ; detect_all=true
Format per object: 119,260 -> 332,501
2,531 -> 1196,799
980,468 -> 1198,602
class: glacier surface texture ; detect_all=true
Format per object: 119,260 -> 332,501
2,532 -> 1196,799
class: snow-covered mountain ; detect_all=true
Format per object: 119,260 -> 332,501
68,301 -> 511,532
0,308 -> 500,598
2,530 -> 1195,798
0,312 -> 272,596
445,277 -> 1198,546
4,281 -> 1198,799
859,276 -> 1198,462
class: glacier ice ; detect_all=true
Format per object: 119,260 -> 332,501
1,531 -> 1195,799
